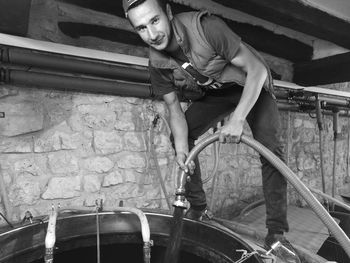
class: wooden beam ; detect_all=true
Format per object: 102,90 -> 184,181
57,2 -> 134,32
58,22 -> 147,47
212,0 -> 350,49
0,0 -> 32,36
293,52 -> 350,86
222,19 -> 312,62
57,0 -> 312,62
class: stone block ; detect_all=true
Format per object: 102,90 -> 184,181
14,158 -> 43,177
42,176 -> 81,199
303,120 -> 316,129
124,132 -> 147,152
83,174 -> 102,193
35,121 -> 85,152
293,119 -> 303,128
124,170 -> 138,183
0,100 -> 44,136
0,137 -> 32,153
8,175 -> 41,206
102,170 -> 123,187
0,86 -> 18,98
116,152 -> 146,169
94,130 -> 123,154
48,151 -> 79,175
77,104 -> 117,130
115,110 -> 145,131
84,156 -> 114,173
153,134 -> 172,153
110,183 -> 142,199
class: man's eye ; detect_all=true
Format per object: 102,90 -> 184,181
137,27 -> 146,32
152,18 -> 159,24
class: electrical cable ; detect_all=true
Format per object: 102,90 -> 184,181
147,106 -> 172,211
0,164 -> 12,223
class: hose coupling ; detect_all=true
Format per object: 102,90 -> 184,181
173,193 -> 187,208
44,247 -> 54,263
143,240 -> 153,263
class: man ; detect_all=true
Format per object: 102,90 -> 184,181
123,0 -> 300,259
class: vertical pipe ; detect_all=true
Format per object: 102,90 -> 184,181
44,205 -> 58,263
0,164 -> 12,221
332,110 -> 340,199
315,96 -> 328,208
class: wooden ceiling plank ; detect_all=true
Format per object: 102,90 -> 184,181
212,0 -> 350,49
293,52 -> 350,85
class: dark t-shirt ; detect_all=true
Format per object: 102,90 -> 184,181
149,14 -> 242,97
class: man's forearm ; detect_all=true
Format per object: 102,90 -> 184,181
229,66 -> 267,123
170,112 -> 189,155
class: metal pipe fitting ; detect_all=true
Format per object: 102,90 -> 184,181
44,205 -> 59,263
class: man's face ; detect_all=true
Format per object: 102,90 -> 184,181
128,0 -> 172,51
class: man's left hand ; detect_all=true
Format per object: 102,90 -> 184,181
218,119 -> 244,143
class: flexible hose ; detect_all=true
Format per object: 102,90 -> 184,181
238,187 -> 350,218
309,187 -> 350,213
179,133 -> 350,259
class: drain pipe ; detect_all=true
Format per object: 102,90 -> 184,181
60,205 -> 152,263
174,133 -> 350,259
44,205 -> 58,263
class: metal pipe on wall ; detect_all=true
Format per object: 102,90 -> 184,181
0,46 -> 150,83
0,67 -> 203,102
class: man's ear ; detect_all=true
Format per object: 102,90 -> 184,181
166,3 -> 173,20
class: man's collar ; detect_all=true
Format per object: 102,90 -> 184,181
171,14 -> 189,54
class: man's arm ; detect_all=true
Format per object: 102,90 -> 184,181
220,43 -> 268,143
163,91 -> 191,171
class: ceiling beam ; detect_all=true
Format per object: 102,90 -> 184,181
56,0 -> 312,62
0,0 -> 32,36
293,52 -> 350,86
212,0 -> 350,50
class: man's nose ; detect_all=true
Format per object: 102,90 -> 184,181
148,26 -> 158,40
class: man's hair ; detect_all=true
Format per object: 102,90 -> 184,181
128,0 -> 168,13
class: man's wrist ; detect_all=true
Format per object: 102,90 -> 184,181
176,151 -> 188,156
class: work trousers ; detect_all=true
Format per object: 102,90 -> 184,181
181,85 -> 289,233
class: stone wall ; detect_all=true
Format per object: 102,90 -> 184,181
0,86 -> 176,222
1,0 -> 350,226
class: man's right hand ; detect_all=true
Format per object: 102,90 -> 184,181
176,152 -> 195,174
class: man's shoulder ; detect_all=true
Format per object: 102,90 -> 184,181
174,10 -> 209,22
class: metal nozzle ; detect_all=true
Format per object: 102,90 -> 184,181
173,168 -> 188,208
173,194 -> 187,208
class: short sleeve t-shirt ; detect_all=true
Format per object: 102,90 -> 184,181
149,14 -> 242,97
